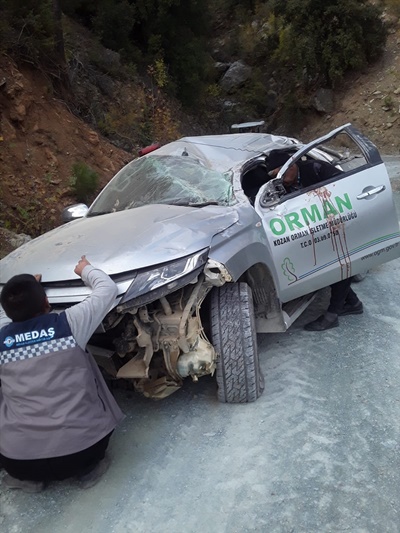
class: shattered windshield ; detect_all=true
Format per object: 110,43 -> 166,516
88,155 -> 235,216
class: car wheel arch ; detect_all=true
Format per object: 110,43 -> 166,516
241,262 -> 282,320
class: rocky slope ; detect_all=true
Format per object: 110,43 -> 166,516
0,54 -> 132,245
299,20 -> 400,153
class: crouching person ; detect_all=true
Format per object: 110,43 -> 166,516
0,256 -> 124,493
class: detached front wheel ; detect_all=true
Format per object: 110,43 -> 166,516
210,282 -> 264,403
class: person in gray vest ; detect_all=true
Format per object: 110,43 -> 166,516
0,256 -> 125,493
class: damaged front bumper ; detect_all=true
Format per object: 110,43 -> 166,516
89,258 -> 233,399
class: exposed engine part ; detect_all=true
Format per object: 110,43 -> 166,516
178,277 -> 205,353
116,317 -> 154,379
162,340 -> 181,381
113,337 -> 136,357
160,296 -> 172,316
139,306 -> 152,323
92,269 -> 226,398
176,337 -> 215,378
135,373 -> 182,400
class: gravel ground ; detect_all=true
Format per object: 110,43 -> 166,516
1,164 -> 400,533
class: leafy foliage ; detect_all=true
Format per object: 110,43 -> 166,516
91,0 -> 136,55
70,162 -> 99,203
61,0 -> 212,105
0,0 -> 390,133
271,0 -> 387,87
98,81 -> 181,148
0,0 -> 60,65
209,0 -> 388,124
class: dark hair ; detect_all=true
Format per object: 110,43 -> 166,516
1,274 -> 47,322
266,150 -> 293,170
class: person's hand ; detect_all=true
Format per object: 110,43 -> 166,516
74,255 -> 91,277
34,274 -> 42,282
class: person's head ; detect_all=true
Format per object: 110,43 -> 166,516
1,274 -> 49,322
267,150 -> 299,188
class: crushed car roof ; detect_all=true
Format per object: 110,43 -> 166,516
153,133 -> 300,172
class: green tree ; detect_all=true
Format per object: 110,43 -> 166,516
70,162 -> 99,203
60,0 -> 212,105
270,0 -> 387,87
132,0 -> 211,104
92,0 -> 136,55
0,0 -> 67,72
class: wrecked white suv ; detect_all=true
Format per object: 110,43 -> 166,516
1,123 -> 399,403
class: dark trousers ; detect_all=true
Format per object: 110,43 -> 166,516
328,278 -> 359,314
0,432 -> 112,482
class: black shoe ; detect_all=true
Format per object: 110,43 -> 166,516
338,301 -> 363,316
304,313 -> 339,331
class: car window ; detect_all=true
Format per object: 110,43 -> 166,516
257,127 -> 374,208
88,155 -> 235,215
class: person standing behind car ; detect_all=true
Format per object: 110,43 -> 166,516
0,256 -> 124,493
267,150 -> 364,331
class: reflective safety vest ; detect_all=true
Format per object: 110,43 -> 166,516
0,311 -> 124,460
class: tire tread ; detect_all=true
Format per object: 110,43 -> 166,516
210,283 -> 264,403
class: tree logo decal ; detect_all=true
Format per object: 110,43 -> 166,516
281,257 -> 298,283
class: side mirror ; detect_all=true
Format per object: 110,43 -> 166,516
61,203 -> 89,223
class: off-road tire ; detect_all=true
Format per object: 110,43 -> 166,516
210,282 -> 264,403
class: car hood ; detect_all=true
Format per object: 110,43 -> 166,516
0,204 -> 238,282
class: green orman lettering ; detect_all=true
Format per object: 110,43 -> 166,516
300,205 -> 322,225
269,193 -> 352,236
270,218 -> 286,236
323,201 -> 338,217
335,193 -> 352,212
284,212 -> 304,231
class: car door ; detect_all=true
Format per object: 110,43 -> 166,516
255,124 -> 400,303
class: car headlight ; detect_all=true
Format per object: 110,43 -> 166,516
119,248 -> 209,308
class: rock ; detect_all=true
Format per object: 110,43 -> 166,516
223,100 -> 238,109
0,228 -> 33,257
220,61 -> 252,93
382,12 -> 399,27
44,147 -> 58,166
11,233 -> 31,247
9,103 -> 26,122
88,131 -> 100,146
214,62 -> 230,76
4,76 -> 24,99
313,88 -> 334,114
3,119 -> 16,140
212,43 -> 231,63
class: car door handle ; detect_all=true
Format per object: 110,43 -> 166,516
356,185 -> 386,199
